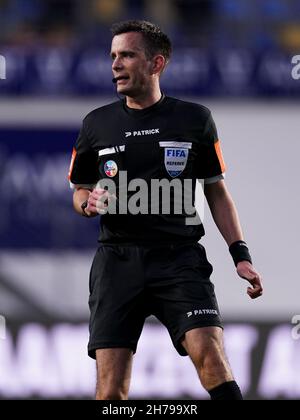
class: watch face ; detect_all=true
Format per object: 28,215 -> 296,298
81,200 -> 88,211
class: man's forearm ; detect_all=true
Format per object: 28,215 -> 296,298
212,193 -> 243,246
205,182 -> 244,246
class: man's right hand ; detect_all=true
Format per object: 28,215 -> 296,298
86,188 -> 116,216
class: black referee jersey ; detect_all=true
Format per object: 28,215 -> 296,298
68,95 -> 226,244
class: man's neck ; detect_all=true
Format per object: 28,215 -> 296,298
126,89 -> 162,110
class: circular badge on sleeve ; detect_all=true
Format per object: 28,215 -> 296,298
104,160 -> 118,177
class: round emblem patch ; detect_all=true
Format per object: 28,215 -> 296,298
104,160 -> 118,177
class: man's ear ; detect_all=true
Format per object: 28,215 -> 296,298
151,55 -> 166,75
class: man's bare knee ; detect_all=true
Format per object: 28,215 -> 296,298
96,348 -> 133,400
181,327 -> 233,390
182,327 -> 224,360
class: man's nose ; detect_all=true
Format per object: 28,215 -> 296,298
112,57 -> 123,71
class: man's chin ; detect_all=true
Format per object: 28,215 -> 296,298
117,87 -> 132,96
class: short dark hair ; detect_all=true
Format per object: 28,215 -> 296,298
111,20 -> 172,62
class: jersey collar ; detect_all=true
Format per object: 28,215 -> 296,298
123,93 -> 166,117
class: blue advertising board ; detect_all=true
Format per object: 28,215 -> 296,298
0,127 -> 99,249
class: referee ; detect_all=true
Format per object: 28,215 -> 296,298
68,20 -> 263,400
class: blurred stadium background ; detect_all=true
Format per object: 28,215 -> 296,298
0,0 -> 300,400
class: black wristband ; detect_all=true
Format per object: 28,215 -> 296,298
229,240 -> 252,266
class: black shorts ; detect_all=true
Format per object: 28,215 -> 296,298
88,242 -> 223,359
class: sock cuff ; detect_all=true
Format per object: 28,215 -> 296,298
209,381 -> 243,400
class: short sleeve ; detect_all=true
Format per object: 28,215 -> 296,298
68,119 -> 99,188
195,112 -> 226,183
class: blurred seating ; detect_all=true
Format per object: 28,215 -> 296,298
0,0 -> 299,50
0,0 -> 299,97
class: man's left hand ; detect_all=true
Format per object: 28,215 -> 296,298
236,261 -> 263,299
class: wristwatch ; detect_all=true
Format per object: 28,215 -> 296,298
81,200 -> 89,217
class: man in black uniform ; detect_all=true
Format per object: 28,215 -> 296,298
68,20 -> 263,400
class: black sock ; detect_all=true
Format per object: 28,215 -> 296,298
208,381 -> 243,400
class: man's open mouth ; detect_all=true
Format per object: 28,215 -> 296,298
115,76 -> 129,82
